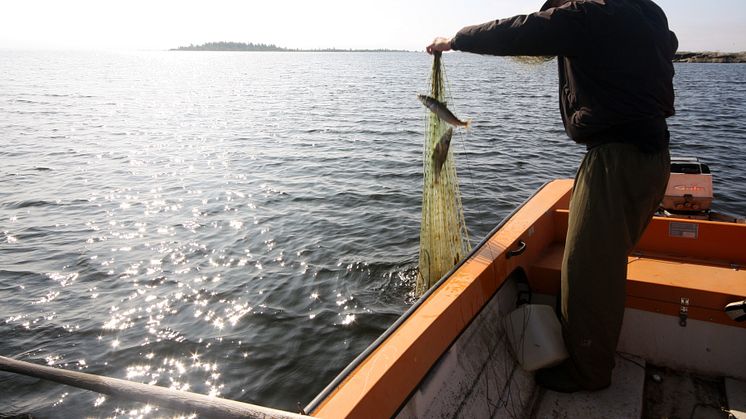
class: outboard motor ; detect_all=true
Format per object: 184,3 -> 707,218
660,157 -> 713,217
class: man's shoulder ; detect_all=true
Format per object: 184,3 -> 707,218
567,0 -> 668,24
546,0 -> 605,9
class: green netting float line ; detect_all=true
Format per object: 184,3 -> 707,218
416,53 -> 471,296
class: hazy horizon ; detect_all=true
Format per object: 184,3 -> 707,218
2,0 -> 745,53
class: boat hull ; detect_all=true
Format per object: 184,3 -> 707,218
308,179 -> 746,418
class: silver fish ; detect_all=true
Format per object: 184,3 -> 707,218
417,94 -> 471,128
432,127 -> 453,181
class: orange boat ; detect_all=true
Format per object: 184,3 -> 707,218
3,170 -> 745,418
304,176 -> 746,418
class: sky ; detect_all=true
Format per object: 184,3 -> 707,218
1,0 -> 745,52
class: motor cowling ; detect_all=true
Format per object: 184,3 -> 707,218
661,157 -> 713,214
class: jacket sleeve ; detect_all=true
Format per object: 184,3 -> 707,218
451,3 -> 590,57
669,30 -> 679,57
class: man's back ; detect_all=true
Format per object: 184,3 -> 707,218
553,0 -> 678,146
450,0 -> 678,149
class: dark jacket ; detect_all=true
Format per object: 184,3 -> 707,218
451,0 -> 678,151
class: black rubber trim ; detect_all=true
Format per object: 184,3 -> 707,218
304,181 -> 552,414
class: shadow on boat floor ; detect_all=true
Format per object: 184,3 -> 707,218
642,364 -> 730,419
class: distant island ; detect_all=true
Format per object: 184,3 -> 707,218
673,51 -> 746,63
172,42 -> 745,62
171,41 -> 407,53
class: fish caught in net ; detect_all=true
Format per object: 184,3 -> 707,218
416,53 -> 471,295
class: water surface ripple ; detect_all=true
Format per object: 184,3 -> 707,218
1,51 -> 744,417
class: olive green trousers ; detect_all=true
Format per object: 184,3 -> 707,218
561,142 -> 670,389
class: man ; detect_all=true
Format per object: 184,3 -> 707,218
428,0 -> 677,392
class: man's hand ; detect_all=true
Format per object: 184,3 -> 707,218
426,37 -> 453,55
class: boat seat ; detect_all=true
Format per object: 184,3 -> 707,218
529,242 -> 746,328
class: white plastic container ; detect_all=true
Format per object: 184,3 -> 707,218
503,304 -> 569,371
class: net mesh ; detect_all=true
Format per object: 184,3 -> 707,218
416,53 -> 471,295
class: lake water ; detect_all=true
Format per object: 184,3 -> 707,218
1,50 -> 744,417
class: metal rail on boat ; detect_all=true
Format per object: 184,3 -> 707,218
0,355 -> 306,419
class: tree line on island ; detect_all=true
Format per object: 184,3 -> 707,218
673,51 -> 746,63
173,42 -> 746,62
171,41 -> 407,53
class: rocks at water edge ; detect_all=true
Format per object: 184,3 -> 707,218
673,52 -> 746,63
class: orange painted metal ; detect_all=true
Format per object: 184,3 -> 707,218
311,178 -> 746,417
529,234 -> 746,328
637,217 -> 746,265
626,257 -> 746,327
625,295 -> 738,326
530,208 -> 746,328
528,242 -> 564,295
554,208 -> 746,265
310,180 -> 573,418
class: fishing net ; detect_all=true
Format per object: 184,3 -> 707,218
416,53 -> 471,295
509,55 -> 555,65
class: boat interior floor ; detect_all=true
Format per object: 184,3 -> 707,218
530,355 -> 742,419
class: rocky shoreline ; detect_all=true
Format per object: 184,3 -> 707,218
673,52 -> 746,63
171,41 -> 407,53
